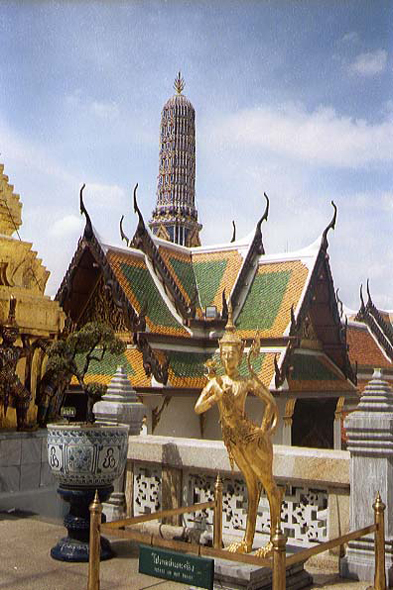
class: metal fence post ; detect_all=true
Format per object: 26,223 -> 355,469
272,524 -> 287,590
213,473 -> 223,549
88,490 -> 102,590
373,492 -> 387,590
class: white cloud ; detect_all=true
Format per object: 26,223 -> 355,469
349,49 -> 388,76
381,191 -> 393,211
340,31 -> 359,45
209,103 -> 393,168
91,100 -> 119,120
65,89 -> 83,108
65,91 -> 119,120
84,183 -> 127,208
0,117 -> 75,185
49,214 -> 83,238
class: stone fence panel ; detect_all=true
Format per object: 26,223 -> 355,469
127,435 -> 349,549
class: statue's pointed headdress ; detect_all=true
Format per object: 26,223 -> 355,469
219,299 -> 244,350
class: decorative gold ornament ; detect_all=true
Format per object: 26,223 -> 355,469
174,71 -> 185,95
195,300 -> 282,556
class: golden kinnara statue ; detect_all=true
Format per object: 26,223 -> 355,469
195,303 -> 282,557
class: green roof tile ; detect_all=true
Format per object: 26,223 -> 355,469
76,349 -> 135,377
236,270 -> 291,331
291,355 -> 339,381
168,351 -> 211,377
193,259 -> 228,309
169,256 -> 197,302
120,262 -> 182,329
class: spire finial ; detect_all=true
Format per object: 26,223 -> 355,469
226,298 -> 235,332
174,71 -> 185,94
219,295 -> 244,350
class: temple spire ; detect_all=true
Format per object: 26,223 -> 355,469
149,75 -> 202,247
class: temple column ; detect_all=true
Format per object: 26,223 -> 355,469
282,398 -> 296,446
333,396 -> 345,450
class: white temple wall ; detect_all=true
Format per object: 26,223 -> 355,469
140,393 -> 286,444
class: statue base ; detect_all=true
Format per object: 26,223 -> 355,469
213,558 -> 313,590
50,485 -> 114,562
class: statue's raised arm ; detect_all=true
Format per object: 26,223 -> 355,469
194,375 -> 224,415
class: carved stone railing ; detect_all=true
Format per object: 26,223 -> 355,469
126,436 -> 350,549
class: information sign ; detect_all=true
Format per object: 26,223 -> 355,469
60,407 -> 76,418
139,544 -> 214,590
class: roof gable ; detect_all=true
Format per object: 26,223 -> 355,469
106,248 -> 189,337
355,283 -> 393,361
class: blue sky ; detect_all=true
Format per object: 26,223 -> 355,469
0,1 -> 392,309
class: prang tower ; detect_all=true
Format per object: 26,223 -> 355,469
149,73 -> 202,247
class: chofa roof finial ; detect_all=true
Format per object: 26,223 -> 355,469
133,183 -> 145,228
79,183 -> 93,240
366,278 -> 372,305
119,215 -> 130,247
359,284 -> 365,310
231,220 -> 236,243
256,192 -> 269,232
321,201 -> 337,250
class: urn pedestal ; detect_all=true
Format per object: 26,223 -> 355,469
50,485 -> 114,562
47,423 -> 129,562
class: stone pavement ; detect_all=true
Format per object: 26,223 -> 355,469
0,513 -> 372,590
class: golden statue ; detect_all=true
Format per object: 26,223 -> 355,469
195,304 -> 281,557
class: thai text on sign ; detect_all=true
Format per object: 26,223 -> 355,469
139,544 -> 214,590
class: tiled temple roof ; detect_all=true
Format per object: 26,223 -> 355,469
347,322 -> 391,371
72,347 -> 152,388
59,193 -> 355,397
192,249 -> 244,313
106,247 -> 189,337
287,351 -> 350,392
236,259 -> 309,339
354,283 -> 393,363
78,344 -> 354,395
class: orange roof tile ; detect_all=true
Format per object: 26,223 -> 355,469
347,324 -> 391,369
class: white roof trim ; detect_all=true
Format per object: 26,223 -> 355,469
102,242 -> 145,259
142,253 -> 192,336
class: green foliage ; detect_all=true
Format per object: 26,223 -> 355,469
85,383 -> 107,398
47,321 -> 127,422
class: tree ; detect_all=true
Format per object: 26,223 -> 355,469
46,321 -> 127,423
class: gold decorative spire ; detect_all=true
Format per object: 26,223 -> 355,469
220,299 -> 243,347
174,71 -> 185,94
